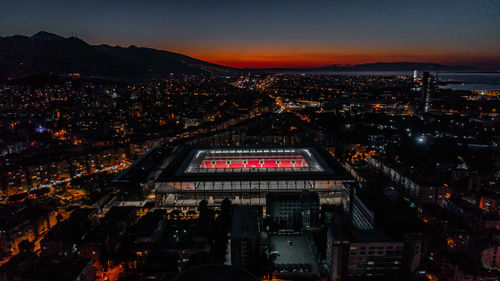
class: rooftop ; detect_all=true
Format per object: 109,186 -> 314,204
0,204 -> 53,233
231,206 -> 260,240
83,206 -> 136,243
269,234 -> 320,276
350,229 -> 395,243
157,145 -> 349,182
42,208 -> 92,243
1,254 -> 93,281
174,264 -> 258,281
133,209 -> 166,239
113,147 -> 172,183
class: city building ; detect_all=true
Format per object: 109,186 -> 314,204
266,190 -> 320,230
79,206 -> 137,261
0,204 -> 58,259
231,206 -> 261,271
367,156 -> 448,204
347,186 -> 376,230
327,225 -> 403,280
41,208 -> 93,256
132,209 -> 167,244
420,71 -> 433,113
0,254 -> 95,281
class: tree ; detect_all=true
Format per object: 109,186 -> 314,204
170,209 -> 182,219
18,240 -> 34,254
198,199 -> 208,217
219,198 -> 233,231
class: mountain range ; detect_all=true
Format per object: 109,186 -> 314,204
0,31 -> 490,80
0,31 -> 235,80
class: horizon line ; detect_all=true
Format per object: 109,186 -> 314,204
3,31 -> 500,70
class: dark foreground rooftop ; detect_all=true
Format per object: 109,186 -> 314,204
174,264 -> 258,281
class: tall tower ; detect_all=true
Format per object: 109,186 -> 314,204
413,70 -> 418,80
421,72 -> 432,113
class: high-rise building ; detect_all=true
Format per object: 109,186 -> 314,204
421,71 -> 432,113
231,206 -> 261,271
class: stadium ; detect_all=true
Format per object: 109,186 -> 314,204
151,146 -> 352,208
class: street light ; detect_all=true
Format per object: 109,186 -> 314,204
416,135 -> 426,144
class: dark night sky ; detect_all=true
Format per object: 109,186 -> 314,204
1,0 -> 499,68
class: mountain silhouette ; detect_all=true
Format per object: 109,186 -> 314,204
0,31 -> 488,80
31,31 -> 65,41
0,32 -> 235,80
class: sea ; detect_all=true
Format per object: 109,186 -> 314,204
305,71 -> 500,91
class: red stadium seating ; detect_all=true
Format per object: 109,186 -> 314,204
200,154 -> 309,169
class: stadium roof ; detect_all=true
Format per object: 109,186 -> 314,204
156,145 -> 349,182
